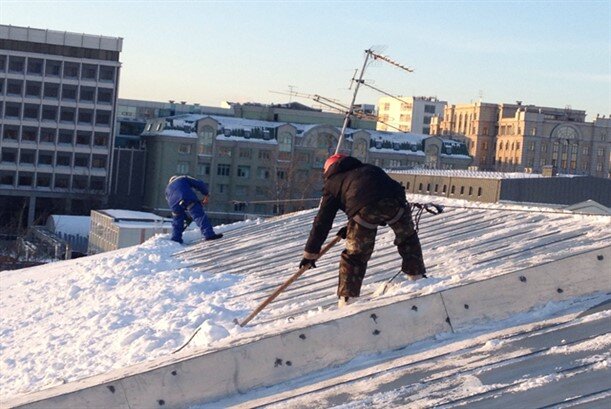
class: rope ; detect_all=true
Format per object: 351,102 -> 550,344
409,202 -> 444,232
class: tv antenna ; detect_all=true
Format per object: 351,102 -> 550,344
335,48 -> 413,154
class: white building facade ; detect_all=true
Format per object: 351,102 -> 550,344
377,96 -> 446,135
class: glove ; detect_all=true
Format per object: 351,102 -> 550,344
337,226 -> 347,239
299,257 -> 317,269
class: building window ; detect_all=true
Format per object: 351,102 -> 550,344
217,184 -> 228,193
4,102 -> 20,118
460,186 -> 465,195
99,66 -> 115,82
259,150 -> 271,159
468,186 -> 473,196
277,169 -> 286,180
278,132 -> 292,152
218,147 -> 232,157
97,88 -> 113,104
178,144 -> 192,154
43,83 -> 59,99
95,110 -> 111,126
257,167 -> 270,179
41,106 -> 58,121
197,164 -> 210,176
25,81 -> 42,97
78,109 -> 93,124
39,128 -> 55,143
76,132 -> 91,146
198,126 -> 215,154
442,185 -> 447,193
8,56 -> 25,73
20,127 -> 36,142
74,154 -> 89,167
424,104 -> 436,114
273,204 -> 285,214
23,104 -> 39,120
237,165 -> 250,178
92,155 -> 106,168
94,132 -> 108,146
234,202 -> 247,212
477,187 -> 482,196
19,150 -> 35,164
597,148 -> 604,157
56,153 -> 71,166
80,86 -> 95,102
82,64 -> 97,80
217,163 -> 230,176
27,58 -> 43,75
58,130 -> 73,144
45,60 -> 62,76
582,146 -> 589,155
382,103 -> 390,110
54,175 -> 69,188
418,183 -> 423,192
239,148 -> 252,159
176,162 -> 189,174
62,84 -> 77,100
63,62 -> 79,78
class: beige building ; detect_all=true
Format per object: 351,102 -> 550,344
432,102 -> 610,178
377,96 -> 446,135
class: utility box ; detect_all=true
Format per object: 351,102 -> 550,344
88,210 -> 172,254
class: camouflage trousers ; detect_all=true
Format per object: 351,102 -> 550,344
338,198 -> 426,298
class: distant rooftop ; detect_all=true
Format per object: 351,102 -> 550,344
387,169 -> 581,179
0,24 -> 122,52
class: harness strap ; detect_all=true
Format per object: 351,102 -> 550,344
353,206 -> 405,230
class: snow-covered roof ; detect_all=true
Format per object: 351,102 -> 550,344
151,115 -> 469,156
98,209 -> 168,221
46,215 -> 90,237
2,195 -> 609,407
388,169 -> 581,179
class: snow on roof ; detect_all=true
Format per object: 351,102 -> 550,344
1,196 -> 609,402
154,115 -> 468,155
388,168 -> 582,179
46,215 -> 90,237
99,209 -> 168,221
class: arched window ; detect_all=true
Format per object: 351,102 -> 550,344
278,132 -> 292,152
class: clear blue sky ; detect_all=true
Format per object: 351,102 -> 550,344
2,0 -> 609,120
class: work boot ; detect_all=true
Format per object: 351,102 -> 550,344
338,296 -> 355,308
205,233 -> 223,241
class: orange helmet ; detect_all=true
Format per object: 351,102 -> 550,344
323,154 -> 347,173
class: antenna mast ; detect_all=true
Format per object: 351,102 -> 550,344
335,49 -> 413,154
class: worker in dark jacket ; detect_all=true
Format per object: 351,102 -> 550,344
165,175 -> 223,244
301,154 -> 426,307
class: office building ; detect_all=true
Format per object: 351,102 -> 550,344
0,24 -> 122,227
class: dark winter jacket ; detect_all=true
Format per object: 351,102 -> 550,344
304,156 -> 407,254
165,176 -> 209,211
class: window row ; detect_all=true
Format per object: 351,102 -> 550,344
2,103 -> 112,125
2,126 -> 109,146
1,79 -> 114,103
213,164 -> 288,180
0,55 -> 116,82
0,148 -> 107,168
0,171 -> 106,190
408,181 -> 483,197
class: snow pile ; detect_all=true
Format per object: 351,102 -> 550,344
0,226 -> 247,398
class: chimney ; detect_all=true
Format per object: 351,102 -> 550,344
542,165 -> 557,177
